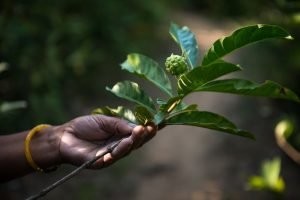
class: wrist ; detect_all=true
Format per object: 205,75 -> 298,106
29,125 -> 63,170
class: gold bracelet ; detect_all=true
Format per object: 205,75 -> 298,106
25,124 -> 50,172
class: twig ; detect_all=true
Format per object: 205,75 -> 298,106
275,131 -> 300,165
25,139 -> 122,200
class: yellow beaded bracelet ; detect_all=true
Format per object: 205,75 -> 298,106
25,124 -> 50,172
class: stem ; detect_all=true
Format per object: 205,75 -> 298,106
275,131 -> 300,165
25,140 -> 122,200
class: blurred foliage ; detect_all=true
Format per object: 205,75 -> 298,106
1,0 -> 300,134
248,157 -> 285,194
0,101 -> 26,113
180,0 -> 275,17
0,0 -> 171,133
0,64 -> 26,127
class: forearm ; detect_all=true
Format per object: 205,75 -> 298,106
0,126 -> 62,182
0,115 -> 157,182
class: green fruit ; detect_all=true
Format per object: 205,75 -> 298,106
165,54 -> 188,76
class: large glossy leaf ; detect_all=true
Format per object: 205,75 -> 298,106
165,110 -> 254,139
121,53 -> 173,96
169,22 -> 199,68
93,106 -> 137,123
106,81 -> 156,113
178,60 -> 242,95
202,24 -> 292,65
194,79 -> 300,103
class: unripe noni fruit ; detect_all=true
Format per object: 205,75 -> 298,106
165,54 -> 188,76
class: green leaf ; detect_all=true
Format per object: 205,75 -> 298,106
134,106 -> 154,125
178,104 -> 198,112
121,53 -> 173,96
202,24 -> 292,65
194,79 -> 300,103
106,81 -> 156,113
248,158 -> 285,193
156,97 -> 194,113
92,106 -> 137,123
154,111 -> 166,126
159,96 -> 183,113
169,22 -> 199,68
248,176 -> 266,190
171,103 -> 198,114
273,177 -> 285,193
92,107 -> 115,115
154,102 -> 198,127
260,157 -> 285,193
165,110 -> 255,139
178,61 -> 242,95
262,157 -> 281,188
156,98 -> 167,105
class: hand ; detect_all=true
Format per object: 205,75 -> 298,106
56,115 -> 157,169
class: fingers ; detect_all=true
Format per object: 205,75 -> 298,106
143,124 -> 157,145
91,124 -> 157,169
131,124 -> 157,149
95,115 -> 134,137
62,114 -> 157,169
111,124 -> 157,156
91,137 -> 134,169
70,115 -> 135,141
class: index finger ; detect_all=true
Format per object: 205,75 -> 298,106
95,115 -> 136,137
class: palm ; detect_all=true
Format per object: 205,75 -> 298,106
58,115 -> 155,168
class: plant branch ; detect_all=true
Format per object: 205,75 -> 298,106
275,131 -> 300,165
25,139 -> 122,200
